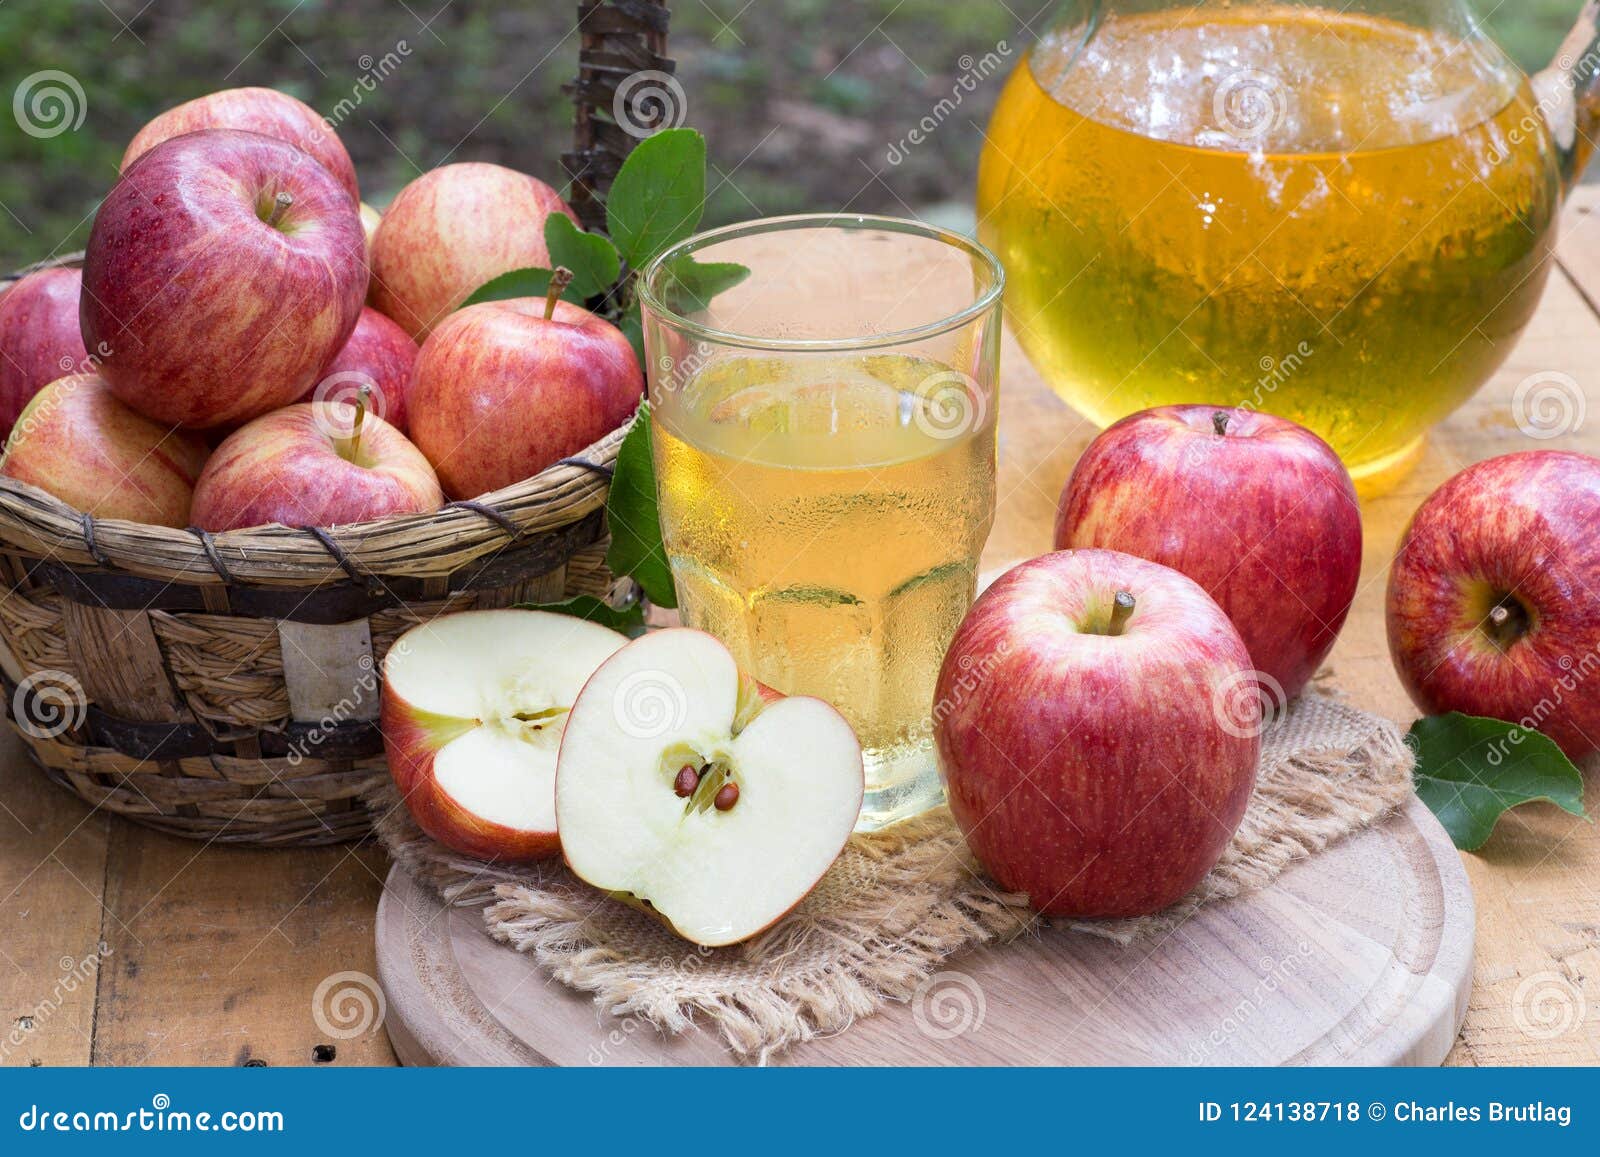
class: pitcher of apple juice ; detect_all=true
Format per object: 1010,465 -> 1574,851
978,0 -> 1600,493
638,216 -> 1004,830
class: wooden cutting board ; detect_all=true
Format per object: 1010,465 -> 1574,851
375,793 -> 1472,1066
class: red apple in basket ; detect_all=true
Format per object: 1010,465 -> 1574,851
301,307 -> 419,434
81,130 -> 367,429
122,86 -> 360,202
368,162 -> 578,340
0,266 -> 91,441
557,629 -> 864,946
935,549 -> 1261,918
1055,405 -> 1361,703
0,374 -> 210,528
380,609 -> 632,861
408,276 -> 643,499
1387,450 -> 1600,759
189,399 -> 441,531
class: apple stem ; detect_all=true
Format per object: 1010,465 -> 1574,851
1212,411 -> 1230,437
544,266 -> 574,320
1107,590 -> 1136,637
349,383 -> 371,460
265,191 -> 294,230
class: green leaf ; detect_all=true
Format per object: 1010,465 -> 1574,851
1408,713 -> 1590,851
605,402 -> 676,609
460,267 -> 585,308
617,300 -> 646,369
515,594 -> 647,638
659,256 -> 750,314
606,128 -> 707,270
544,214 -> 621,300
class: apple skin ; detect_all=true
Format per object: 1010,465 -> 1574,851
0,374 -> 210,527
935,549 -> 1261,918
1055,405 -> 1361,701
0,267 -> 92,441
367,163 -> 578,340
122,86 -> 359,202
301,307 -> 419,434
82,130 -> 367,430
408,297 -> 642,499
189,402 -> 442,531
1387,450 -> 1600,759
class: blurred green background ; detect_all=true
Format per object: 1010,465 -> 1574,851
0,0 -> 1582,267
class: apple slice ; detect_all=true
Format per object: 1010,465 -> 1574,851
380,609 -> 629,861
556,629 -> 864,947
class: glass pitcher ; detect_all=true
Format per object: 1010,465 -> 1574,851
977,0 -> 1600,493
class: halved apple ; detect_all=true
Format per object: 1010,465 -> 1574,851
556,629 -> 864,947
380,609 -> 628,861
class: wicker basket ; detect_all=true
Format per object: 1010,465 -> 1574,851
0,0 -> 674,846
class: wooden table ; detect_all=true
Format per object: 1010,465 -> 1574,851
3,192 -> 1599,1070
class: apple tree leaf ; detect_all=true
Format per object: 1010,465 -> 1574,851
605,402 -> 676,609
659,256 -> 750,315
460,267 -> 585,309
516,594 -> 647,638
544,214 -> 621,301
605,128 -> 706,270
1408,712 -> 1590,851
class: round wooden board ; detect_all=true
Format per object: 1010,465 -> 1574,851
375,794 -> 1473,1066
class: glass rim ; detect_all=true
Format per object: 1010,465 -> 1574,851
636,212 -> 1005,353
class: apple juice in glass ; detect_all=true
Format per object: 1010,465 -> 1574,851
639,216 -> 1003,829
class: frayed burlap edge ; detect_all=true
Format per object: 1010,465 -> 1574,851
367,691 -> 1415,1060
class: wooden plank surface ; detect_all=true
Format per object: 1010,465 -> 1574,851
3,191 -> 1600,1067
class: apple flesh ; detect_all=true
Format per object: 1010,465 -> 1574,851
1387,450 -> 1600,759
408,296 -> 642,499
302,307 -> 419,434
1,374 -> 210,527
367,163 -> 578,340
1055,405 -> 1361,701
0,267 -> 91,441
189,401 -> 442,531
122,86 -> 359,203
82,129 -> 367,429
381,610 -> 630,861
935,549 -> 1260,918
556,629 -> 864,947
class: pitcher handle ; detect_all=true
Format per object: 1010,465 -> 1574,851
1533,0 -> 1600,193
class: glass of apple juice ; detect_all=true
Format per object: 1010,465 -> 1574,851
638,215 -> 1004,830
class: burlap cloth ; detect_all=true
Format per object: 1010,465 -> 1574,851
369,690 -> 1414,1061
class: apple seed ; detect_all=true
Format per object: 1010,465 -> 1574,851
673,764 -> 700,798
714,782 -> 740,811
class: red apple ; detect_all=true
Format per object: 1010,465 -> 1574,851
1387,450 -> 1600,759
189,400 -> 442,532
82,130 -> 367,429
0,374 -> 209,527
301,307 -> 419,434
367,163 -> 578,340
0,267 -> 91,441
408,290 -> 642,499
935,549 -> 1261,918
122,86 -> 359,203
1055,405 -> 1361,701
